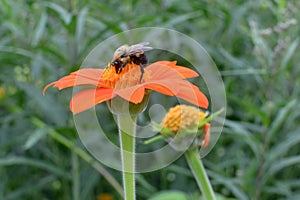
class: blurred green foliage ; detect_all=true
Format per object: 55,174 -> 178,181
1,0 -> 299,199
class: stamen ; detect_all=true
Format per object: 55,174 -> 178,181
101,63 -> 151,89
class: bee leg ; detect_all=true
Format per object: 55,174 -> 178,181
118,62 -> 127,73
201,123 -> 211,147
139,64 -> 145,82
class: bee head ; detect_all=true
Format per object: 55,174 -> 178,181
113,44 -> 129,60
113,60 -> 121,66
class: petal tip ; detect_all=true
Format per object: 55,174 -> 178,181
43,82 -> 55,95
199,97 -> 209,109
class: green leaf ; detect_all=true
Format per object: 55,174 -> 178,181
72,152 -> 80,200
136,174 -> 157,193
164,12 -> 202,27
0,46 -> 35,58
198,108 -> 224,128
0,156 -> 70,179
32,12 -> 48,46
280,38 -> 299,70
5,175 -> 56,200
45,2 -> 71,24
148,190 -> 188,200
229,95 -> 269,126
207,171 -> 248,200
143,134 -> 165,144
80,168 -> 100,199
151,121 -> 173,135
76,7 -> 88,46
224,120 -> 262,159
218,47 -> 246,68
23,127 -> 50,150
30,52 -> 45,79
266,127 -> 300,164
17,82 -> 68,126
262,156 -> 300,185
250,20 -> 273,66
266,99 -> 297,145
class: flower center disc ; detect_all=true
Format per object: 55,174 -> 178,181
101,63 -> 150,89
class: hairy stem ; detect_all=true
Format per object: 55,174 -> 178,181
118,114 -> 137,200
185,148 -> 216,200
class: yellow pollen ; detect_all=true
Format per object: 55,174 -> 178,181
101,63 -> 151,89
161,105 -> 208,134
0,87 -> 5,100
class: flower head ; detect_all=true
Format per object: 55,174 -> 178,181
160,104 -> 211,147
43,61 -> 208,114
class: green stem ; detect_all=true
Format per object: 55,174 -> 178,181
118,114 -> 137,200
185,148 -> 216,200
143,135 -> 165,144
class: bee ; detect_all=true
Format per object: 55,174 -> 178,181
111,42 -> 153,81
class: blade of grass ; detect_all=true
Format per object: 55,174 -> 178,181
266,99 -> 297,146
76,7 -> 88,46
72,152 -> 80,200
0,157 -> 70,179
31,117 -> 124,198
23,127 -> 50,150
223,121 -> 262,159
229,95 -> 269,126
262,156 -> 300,186
45,2 -> 72,24
280,38 -> 299,70
32,12 -> 47,46
5,175 -> 56,200
266,127 -> 300,164
136,174 -> 157,193
207,170 -> 249,200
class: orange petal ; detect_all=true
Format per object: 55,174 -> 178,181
147,61 -> 199,79
146,65 -> 185,81
43,68 -> 105,94
153,61 -> 178,66
167,65 -> 199,78
116,85 -> 145,104
71,68 -> 104,79
43,82 -> 57,95
145,80 -> 208,109
143,80 -> 180,96
175,81 -> 209,109
70,88 -> 115,114
202,123 -> 211,147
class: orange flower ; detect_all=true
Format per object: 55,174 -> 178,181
43,61 -> 208,114
97,193 -> 114,200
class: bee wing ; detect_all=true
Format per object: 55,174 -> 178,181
124,42 -> 153,56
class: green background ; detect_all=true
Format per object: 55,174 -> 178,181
0,0 -> 299,199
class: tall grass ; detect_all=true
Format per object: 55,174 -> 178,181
0,0 -> 299,199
